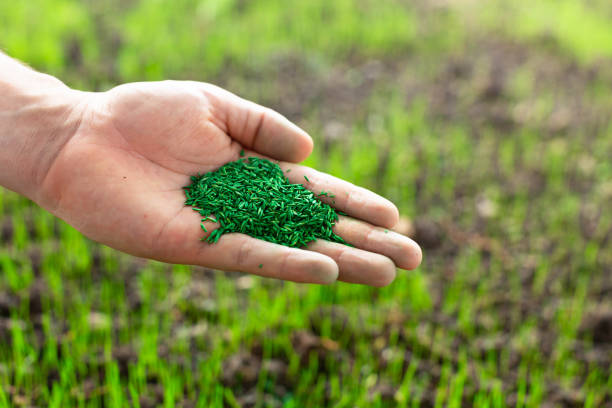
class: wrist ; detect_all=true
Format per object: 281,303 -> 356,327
0,55 -> 88,202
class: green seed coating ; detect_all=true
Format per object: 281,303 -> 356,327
184,157 -> 349,248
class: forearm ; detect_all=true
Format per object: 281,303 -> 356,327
0,52 -> 83,201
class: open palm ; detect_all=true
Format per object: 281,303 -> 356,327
39,81 -> 421,286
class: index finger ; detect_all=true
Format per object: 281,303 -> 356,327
279,162 -> 400,229
219,149 -> 401,230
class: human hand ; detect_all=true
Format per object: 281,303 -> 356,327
31,80 -> 421,286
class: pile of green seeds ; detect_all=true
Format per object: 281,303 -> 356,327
184,157 -> 349,248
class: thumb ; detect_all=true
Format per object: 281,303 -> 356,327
198,83 -> 314,163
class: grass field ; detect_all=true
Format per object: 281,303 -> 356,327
1,0 -> 612,406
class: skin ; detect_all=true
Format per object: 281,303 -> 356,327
0,52 -> 422,286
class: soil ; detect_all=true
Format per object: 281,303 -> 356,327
210,33 -> 612,406
2,30 -> 612,408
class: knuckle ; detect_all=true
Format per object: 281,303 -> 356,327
235,239 -> 254,266
362,224 -> 377,248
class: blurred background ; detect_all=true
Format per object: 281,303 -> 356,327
1,0 -> 612,406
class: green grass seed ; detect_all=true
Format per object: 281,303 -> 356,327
184,158 -> 349,248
